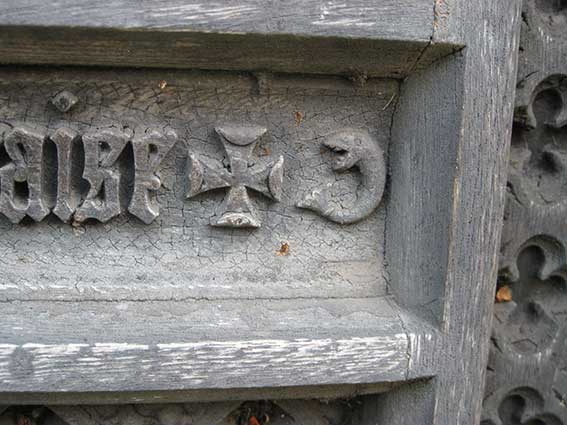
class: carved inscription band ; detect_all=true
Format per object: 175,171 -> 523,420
0,125 -> 176,225
0,123 -> 386,227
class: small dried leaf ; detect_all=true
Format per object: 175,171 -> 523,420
294,111 -> 304,126
496,285 -> 512,303
277,242 -> 290,256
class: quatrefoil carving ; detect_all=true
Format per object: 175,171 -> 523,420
496,237 -> 567,355
482,387 -> 565,425
510,75 -> 567,205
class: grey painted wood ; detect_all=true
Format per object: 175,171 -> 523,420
0,298 -> 439,400
0,384 -> 397,406
0,1 -> 523,423
0,0 -> 433,40
384,0 -> 522,424
482,1 -> 567,422
0,1 -> 458,79
0,67 -> 393,304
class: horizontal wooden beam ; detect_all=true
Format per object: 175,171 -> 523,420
0,297 -> 439,402
0,0 -> 434,41
0,0 -> 459,78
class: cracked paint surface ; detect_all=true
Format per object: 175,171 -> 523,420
0,68 -> 397,302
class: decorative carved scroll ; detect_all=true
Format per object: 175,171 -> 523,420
296,128 -> 385,224
187,123 -> 284,228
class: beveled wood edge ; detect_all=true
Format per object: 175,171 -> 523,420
0,25 -> 459,79
0,0 -> 434,42
0,298 -> 441,400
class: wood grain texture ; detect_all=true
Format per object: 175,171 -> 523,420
384,0 -> 522,424
482,1 -> 567,422
0,1 -> 459,78
0,1 -> 523,421
0,0 -> 433,40
0,67 -> 393,304
0,384 -> 396,406
0,297 -> 439,401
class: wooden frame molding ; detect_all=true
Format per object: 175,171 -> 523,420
0,1 -> 522,425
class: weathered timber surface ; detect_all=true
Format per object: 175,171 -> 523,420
481,1 -> 567,424
381,0 -> 522,424
0,1 -> 525,423
0,67 -> 392,303
0,1 -> 458,78
0,297 -> 438,400
0,0 -> 433,40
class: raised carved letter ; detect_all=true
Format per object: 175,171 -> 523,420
187,123 -> 284,228
128,128 -> 177,224
0,126 -> 49,223
51,127 -> 81,223
296,128 -> 385,224
74,128 -> 129,223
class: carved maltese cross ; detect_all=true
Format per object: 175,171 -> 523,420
187,123 -> 284,228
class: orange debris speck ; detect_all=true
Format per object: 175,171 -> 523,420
277,242 -> 290,256
496,285 -> 512,303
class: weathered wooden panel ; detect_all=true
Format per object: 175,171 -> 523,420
0,298 -> 437,395
0,67 -> 440,402
481,1 -> 567,424
0,1 -> 459,79
0,68 -> 392,303
0,0 -> 434,40
381,0 -> 523,424
0,1 -> 524,424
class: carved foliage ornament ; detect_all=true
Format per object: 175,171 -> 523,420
0,122 -> 386,227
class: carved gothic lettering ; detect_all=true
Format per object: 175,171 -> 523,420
0,122 -> 384,227
0,126 -> 49,223
128,128 -> 177,224
51,127 -> 81,223
74,128 -> 130,223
